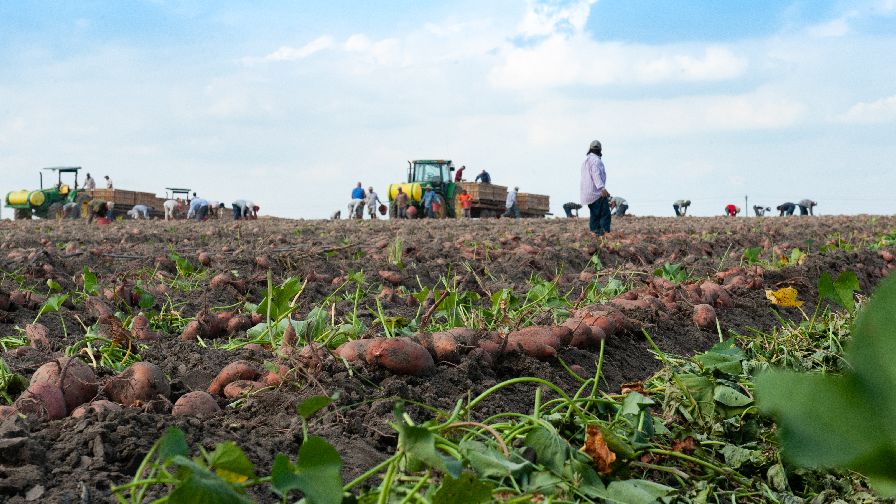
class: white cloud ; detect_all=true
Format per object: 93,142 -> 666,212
807,18 -> 851,38
343,34 -> 401,66
517,0 -> 597,37
839,95 -> 896,124
263,36 -> 333,61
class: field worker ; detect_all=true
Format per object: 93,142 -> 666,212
350,182 -> 366,218
503,186 -> 520,218
127,204 -> 151,220
231,199 -> 255,220
753,205 -> 771,216
581,139 -> 611,236
454,165 -> 466,182
394,187 -> 409,219
422,187 -> 437,218
777,202 -> 796,216
610,196 -> 628,217
367,187 -> 382,220
724,204 -> 741,217
563,202 -> 582,218
475,169 -> 491,184
330,210 -> 341,220
458,189 -> 473,218
188,197 -> 209,220
207,201 -> 224,219
83,173 -> 96,190
104,175 -> 113,189
86,199 -> 109,224
62,202 -> 80,219
163,199 -> 180,221
673,199 -> 690,217
798,199 -> 817,216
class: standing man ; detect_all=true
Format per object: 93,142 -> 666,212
367,186 -> 382,219
673,199 -> 691,217
798,199 -> 817,216
394,187 -> 408,219
104,175 -> 113,189
474,170 -> 491,184
580,139 -> 611,236
609,196 -> 628,217
458,189 -> 473,218
503,186 -> 520,218
454,165 -> 466,182
350,182 -> 366,219
422,187 -> 436,218
83,173 -> 96,190
777,202 -> 796,216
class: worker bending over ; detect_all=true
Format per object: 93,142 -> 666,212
777,202 -> 796,216
610,196 -> 628,217
753,205 -> 771,216
724,204 -> 741,217
673,200 -> 690,216
188,197 -> 209,220
474,170 -> 491,184
798,199 -> 817,216
232,199 -> 259,220
127,205 -> 152,220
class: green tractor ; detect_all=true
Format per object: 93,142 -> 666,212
5,167 -> 87,220
387,160 -> 457,218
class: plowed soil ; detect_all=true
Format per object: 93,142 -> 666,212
1,215 -> 893,502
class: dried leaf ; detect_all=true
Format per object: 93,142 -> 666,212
671,436 -> 696,454
765,287 -> 804,308
582,425 -> 616,475
620,381 -> 646,395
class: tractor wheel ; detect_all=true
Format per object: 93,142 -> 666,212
47,203 -> 63,220
14,208 -> 32,220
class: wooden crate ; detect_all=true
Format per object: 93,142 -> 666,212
517,193 -> 550,212
457,182 -> 507,204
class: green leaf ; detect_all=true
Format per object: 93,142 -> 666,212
46,279 -> 62,292
168,465 -> 251,504
818,271 -> 860,311
271,436 -> 343,504
43,293 -> 69,313
458,440 -> 531,479
432,472 -> 493,504
396,421 -> 462,477
158,427 -> 189,463
205,441 -> 256,483
676,373 -> 716,421
757,275 -> 896,496
693,340 -> 745,375
603,479 -> 675,504
620,392 -> 654,417
82,266 -> 99,295
297,395 -> 333,420
720,444 -> 764,469
524,425 -> 569,473
713,385 -> 752,407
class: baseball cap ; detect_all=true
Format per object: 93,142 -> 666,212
589,140 -> 602,150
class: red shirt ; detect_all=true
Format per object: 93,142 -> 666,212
454,168 -> 465,182
725,204 -> 737,216
458,193 -> 472,209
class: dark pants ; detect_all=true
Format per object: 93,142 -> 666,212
503,204 -> 520,219
615,204 -> 628,217
779,204 -> 795,216
673,204 -> 681,217
194,205 -> 209,220
798,205 -> 809,215
588,197 -> 611,236
232,204 -> 242,220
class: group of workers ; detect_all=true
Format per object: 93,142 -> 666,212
81,172 -> 114,191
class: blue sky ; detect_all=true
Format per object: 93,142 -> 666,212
2,0 -> 895,219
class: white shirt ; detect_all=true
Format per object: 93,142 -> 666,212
580,153 -> 606,206
83,177 -> 96,190
105,178 -> 113,189
506,189 -> 517,207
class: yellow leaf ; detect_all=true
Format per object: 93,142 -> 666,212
215,469 -> 249,484
765,287 -> 804,307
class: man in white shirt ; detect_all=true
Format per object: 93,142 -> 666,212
797,199 -> 816,216
104,175 -> 113,189
503,186 -> 520,218
580,140 -> 611,236
83,173 -> 96,190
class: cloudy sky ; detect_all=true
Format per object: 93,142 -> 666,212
2,0 -> 895,219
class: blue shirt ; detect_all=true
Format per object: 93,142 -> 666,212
351,187 -> 365,200
422,190 -> 436,206
190,198 -> 208,211
475,171 -> 491,184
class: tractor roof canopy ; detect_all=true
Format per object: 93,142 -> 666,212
42,167 -> 81,173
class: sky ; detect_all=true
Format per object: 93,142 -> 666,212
1,0 -> 895,219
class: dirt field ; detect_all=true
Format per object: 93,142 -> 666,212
0,215 -> 893,502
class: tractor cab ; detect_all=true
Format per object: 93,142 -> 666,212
42,167 -> 81,196
408,160 -> 454,186
165,187 -> 192,203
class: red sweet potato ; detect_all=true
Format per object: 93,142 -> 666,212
15,383 -> 67,421
365,338 -> 435,375
335,339 -> 372,363
207,361 -> 260,396
692,304 -> 718,329
417,328 -> 476,363
70,400 -> 122,418
226,315 -> 252,335
506,328 -> 557,359
700,281 -> 733,308
223,380 -> 264,399
197,252 -> 211,267
26,323 -> 51,349
172,391 -> 221,417
0,405 -> 18,422
210,272 -> 233,289
103,362 -> 171,407
263,364 -> 290,386
378,270 -> 402,285
30,357 -> 97,412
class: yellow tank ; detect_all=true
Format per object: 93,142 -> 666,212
6,190 -> 45,207
388,183 -> 423,203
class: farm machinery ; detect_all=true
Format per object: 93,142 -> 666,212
4,167 -> 89,219
387,159 -> 550,218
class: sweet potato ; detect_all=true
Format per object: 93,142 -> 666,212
15,383 -> 67,421
700,281 -> 733,308
0,290 -> 10,311
30,357 -> 98,412
85,296 -> 115,320
172,391 -> 221,417
692,304 -> 717,329
417,328 -> 475,363
10,290 -> 43,310
281,320 -> 297,349
210,272 -> 233,289
880,250 -> 894,263
180,320 -> 201,341
335,340 -> 372,363
365,338 -> 435,376
0,405 -> 17,422
26,323 -> 51,349
180,311 -> 230,341
378,270 -> 402,285
263,364 -> 290,386
227,315 -> 252,335
223,380 -> 264,399
207,361 -> 260,396
197,252 -> 211,267
103,362 -> 171,407
70,400 -> 122,418
255,256 -> 271,269
506,329 -> 557,360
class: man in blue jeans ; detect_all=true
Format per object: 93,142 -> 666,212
580,140 -> 611,236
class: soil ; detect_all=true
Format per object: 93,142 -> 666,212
0,215 -> 894,503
